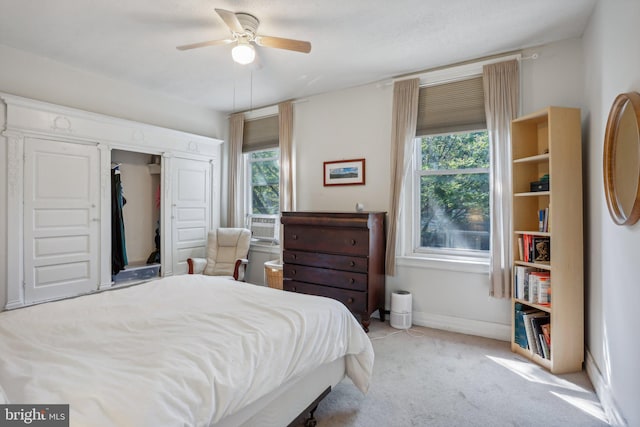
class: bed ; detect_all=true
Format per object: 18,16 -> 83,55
0,275 -> 374,426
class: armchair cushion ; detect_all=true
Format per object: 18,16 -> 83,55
202,228 -> 251,280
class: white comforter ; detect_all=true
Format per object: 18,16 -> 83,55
0,275 -> 374,426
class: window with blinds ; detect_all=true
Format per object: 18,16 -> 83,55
416,76 -> 486,136
242,114 -> 280,222
412,76 -> 490,256
243,115 -> 279,152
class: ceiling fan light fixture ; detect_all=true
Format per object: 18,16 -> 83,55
231,40 -> 255,64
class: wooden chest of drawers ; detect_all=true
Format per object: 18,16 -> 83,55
281,211 -> 386,332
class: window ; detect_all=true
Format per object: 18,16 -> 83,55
409,75 -> 490,259
245,148 -> 280,215
414,131 -> 489,255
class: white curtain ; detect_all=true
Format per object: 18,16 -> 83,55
483,60 -> 519,298
386,78 -> 420,276
278,101 -> 294,213
278,101 -> 294,263
227,112 -> 245,227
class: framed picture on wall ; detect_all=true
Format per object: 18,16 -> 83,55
323,158 -> 366,186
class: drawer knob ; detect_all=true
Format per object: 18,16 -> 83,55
293,254 -> 297,259
292,234 -> 298,240
350,239 -> 356,245
347,298 -> 354,304
291,269 -> 296,275
349,261 -> 355,267
349,278 -> 355,284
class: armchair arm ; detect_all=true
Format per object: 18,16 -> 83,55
187,257 -> 207,274
233,258 -> 249,281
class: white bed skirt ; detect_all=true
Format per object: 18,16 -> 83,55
215,357 -> 346,427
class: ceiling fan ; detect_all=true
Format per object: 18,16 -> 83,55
176,9 -> 312,65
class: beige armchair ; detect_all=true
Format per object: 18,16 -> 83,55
187,228 -> 251,281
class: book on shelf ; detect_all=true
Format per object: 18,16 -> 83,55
530,315 -> 551,359
536,274 -> 551,305
513,267 -> 551,304
533,236 -> 550,263
518,233 -> 551,264
531,271 -> 551,304
517,237 -> 524,262
522,310 -> 548,355
544,206 -> 549,232
522,311 -> 548,357
540,322 -> 551,359
528,271 -> 551,304
522,234 -> 531,262
514,303 -> 534,350
538,207 -> 550,232
514,266 -> 533,299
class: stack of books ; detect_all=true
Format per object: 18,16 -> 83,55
513,267 -> 551,305
517,234 -> 550,264
514,303 -> 551,360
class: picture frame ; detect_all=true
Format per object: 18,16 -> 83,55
323,158 -> 366,186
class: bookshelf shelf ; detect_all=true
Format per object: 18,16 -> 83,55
514,260 -> 551,270
513,298 -> 551,313
514,191 -> 550,197
512,344 -> 553,370
510,106 -> 584,374
513,153 -> 550,164
514,231 -> 551,237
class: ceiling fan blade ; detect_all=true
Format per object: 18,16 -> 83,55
215,8 -> 244,34
176,39 -> 234,51
255,35 -> 311,53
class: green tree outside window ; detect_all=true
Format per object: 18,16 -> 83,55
418,131 -> 490,251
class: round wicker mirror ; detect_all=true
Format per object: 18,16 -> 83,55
603,92 -> 640,225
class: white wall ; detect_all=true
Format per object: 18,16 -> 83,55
583,1 -> 640,425
0,44 -> 225,138
289,39 -> 586,341
520,38 -> 586,114
293,83 -> 394,213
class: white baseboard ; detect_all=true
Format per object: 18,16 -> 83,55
585,350 -> 626,426
410,311 -> 511,342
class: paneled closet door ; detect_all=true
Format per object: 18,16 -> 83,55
23,138 -> 100,303
171,157 -> 211,275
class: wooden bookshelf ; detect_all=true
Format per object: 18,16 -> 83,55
510,106 -> 584,374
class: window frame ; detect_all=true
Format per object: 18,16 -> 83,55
410,129 -> 490,261
243,147 -> 281,218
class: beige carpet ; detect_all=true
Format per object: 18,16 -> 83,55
309,321 -> 609,427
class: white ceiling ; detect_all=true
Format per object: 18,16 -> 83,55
0,0 -> 597,114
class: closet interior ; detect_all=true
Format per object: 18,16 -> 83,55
111,149 -> 162,285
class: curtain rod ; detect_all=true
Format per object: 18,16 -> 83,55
227,98 -> 308,119
393,49 -> 523,81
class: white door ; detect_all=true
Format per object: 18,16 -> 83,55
23,138 -> 100,303
171,157 -> 211,275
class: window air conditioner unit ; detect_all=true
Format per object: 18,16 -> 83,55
247,214 -> 280,243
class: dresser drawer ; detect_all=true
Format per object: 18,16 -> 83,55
284,280 -> 366,313
284,225 -> 369,256
283,250 -> 368,273
284,264 -> 367,291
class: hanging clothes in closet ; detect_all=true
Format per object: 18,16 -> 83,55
111,164 -> 128,275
